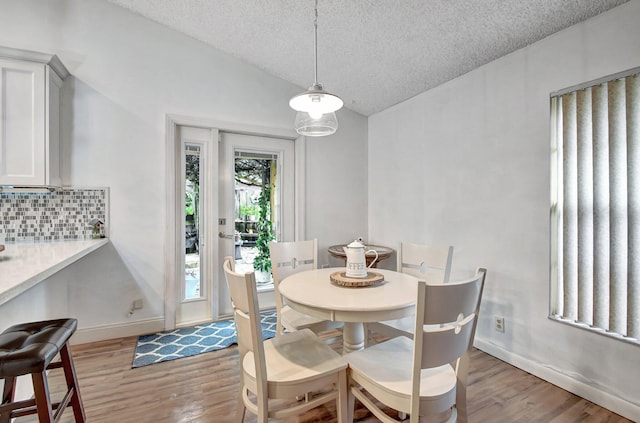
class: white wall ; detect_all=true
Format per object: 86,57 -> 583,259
368,1 -> 640,420
0,0 -> 367,338
308,119 -> 369,267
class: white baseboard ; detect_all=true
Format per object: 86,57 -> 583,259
474,337 -> 640,422
71,318 -> 165,345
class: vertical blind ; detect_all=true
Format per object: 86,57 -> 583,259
551,69 -> 639,343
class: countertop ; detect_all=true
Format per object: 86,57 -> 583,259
0,239 -> 109,306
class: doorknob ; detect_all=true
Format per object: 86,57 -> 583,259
218,231 -> 234,239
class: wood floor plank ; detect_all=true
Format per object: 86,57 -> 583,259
12,336 -> 632,423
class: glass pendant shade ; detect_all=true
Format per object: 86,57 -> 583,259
294,110 -> 338,136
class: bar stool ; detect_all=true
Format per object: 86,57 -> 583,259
0,318 -> 85,423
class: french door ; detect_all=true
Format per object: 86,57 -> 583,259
217,132 -> 295,317
175,126 -> 217,327
167,119 -> 300,329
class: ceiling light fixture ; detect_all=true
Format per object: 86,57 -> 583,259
289,0 -> 343,137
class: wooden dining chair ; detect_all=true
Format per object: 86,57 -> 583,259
269,239 -> 343,337
367,242 -> 454,341
347,268 -> 487,423
222,258 -> 348,423
224,255 -> 235,271
397,242 -> 454,282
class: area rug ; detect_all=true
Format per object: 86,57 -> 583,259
132,312 -> 277,368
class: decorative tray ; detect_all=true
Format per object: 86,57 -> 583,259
330,271 -> 384,288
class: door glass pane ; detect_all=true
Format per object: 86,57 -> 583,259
234,151 -> 277,289
184,144 -> 202,300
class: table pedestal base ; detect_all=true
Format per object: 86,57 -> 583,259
342,322 -> 365,354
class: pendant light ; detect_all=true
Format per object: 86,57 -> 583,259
289,0 -> 343,136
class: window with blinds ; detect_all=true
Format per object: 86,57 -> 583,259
550,67 -> 639,345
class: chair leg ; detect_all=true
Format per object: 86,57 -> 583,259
456,353 -> 471,423
456,388 -> 468,423
1,377 -> 16,423
336,370 -> 348,423
236,386 -> 246,423
60,343 -> 86,423
32,370 -> 54,422
276,315 -> 285,337
256,389 -> 268,423
1,376 -> 15,404
347,385 -> 356,423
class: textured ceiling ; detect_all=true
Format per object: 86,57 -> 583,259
106,0 -> 628,116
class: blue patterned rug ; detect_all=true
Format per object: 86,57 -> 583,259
132,312 -> 277,368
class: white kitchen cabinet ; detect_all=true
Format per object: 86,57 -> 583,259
0,47 -> 69,188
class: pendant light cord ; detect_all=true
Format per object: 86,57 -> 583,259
314,0 -> 318,85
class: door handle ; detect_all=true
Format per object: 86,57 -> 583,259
218,231 -> 234,239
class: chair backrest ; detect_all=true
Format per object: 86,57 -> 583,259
269,239 -> 318,311
410,268 -> 487,417
222,258 -> 268,399
397,242 -> 454,283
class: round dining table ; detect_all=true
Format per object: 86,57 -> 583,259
278,267 -> 419,353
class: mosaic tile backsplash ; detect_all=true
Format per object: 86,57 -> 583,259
0,189 -> 108,243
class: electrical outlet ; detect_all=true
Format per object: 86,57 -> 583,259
133,299 -> 143,310
494,316 -> 505,332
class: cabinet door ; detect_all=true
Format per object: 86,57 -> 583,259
0,58 -> 46,186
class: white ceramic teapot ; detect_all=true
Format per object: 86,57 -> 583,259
343,240 -> 379,278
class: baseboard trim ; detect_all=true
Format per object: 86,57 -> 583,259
474,338 -> 640,422
72,318 -> 165,345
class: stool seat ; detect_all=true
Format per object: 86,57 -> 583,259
0,318 -> 85,423
0,319 -> 77,377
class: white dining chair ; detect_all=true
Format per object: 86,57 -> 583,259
269,239 -> 343,337
224,255 -> 235,271
222,258 -> 349,422
367,242 -> 454,341
347,268 -> 487,423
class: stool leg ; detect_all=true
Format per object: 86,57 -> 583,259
1,377 -> 16,423
60,344 -> 86,423
32,370 -> 54,422
2,376 -> 16,404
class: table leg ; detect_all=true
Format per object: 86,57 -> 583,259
342,322 -> 365,354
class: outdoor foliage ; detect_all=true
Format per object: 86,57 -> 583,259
253,184 -> 275,273
239,204 -> 259,218
235,158 -> 271,187
185,154 -> 200,253
185,154 -> 200,220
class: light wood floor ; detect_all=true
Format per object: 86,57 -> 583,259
15,335 -> 631,423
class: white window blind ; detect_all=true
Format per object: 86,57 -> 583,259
551,68 -> 640,344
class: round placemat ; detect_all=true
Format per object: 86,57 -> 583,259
330,271 -> 384,287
